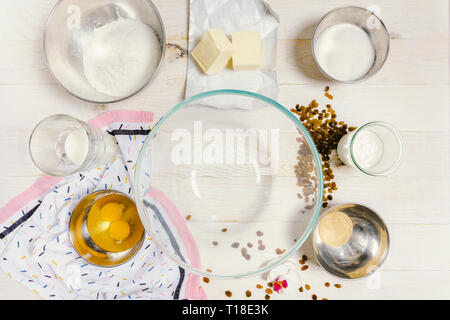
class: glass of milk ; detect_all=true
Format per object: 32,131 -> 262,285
29,115 -> 117,176
312,6 -> 390,83
337,122 -> 403,176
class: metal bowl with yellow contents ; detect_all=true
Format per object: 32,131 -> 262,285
69,190 -> 145,267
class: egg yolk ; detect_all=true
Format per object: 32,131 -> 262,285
100,203 -> 124,222
109,220 -> 131,241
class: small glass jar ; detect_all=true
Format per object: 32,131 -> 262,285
337,121 -> 403,176
29,114 -> 117,176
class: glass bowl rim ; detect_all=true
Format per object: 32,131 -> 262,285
134,89 -> 324,279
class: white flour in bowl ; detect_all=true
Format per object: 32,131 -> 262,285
83,19 -> 162,98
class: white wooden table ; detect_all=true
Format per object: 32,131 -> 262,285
0,0 -> 449,300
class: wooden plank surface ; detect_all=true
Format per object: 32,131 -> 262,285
0,0 -> 448,300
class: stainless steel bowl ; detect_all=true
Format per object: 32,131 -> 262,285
312,203 -> 390,279
312,6 -> 390,83
44,0 -> 166,103
68,190 -> 145,268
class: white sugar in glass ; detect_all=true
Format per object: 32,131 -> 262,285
314,23 -> 375,82
312,6 -> 390,83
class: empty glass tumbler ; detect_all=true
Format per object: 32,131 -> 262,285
29,114 -> 117,176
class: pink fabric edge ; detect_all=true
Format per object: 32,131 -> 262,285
0,176 -> 62,225
0,110 -> 154,225
88,110 -> 154,129
147,188 -> 207,300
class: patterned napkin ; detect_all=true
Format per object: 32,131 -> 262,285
0,110 -> 206,300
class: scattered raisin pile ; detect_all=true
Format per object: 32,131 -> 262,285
291,87 -> 356,208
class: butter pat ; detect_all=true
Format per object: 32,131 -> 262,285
231,31 -> 262,70
191,28 -> 235,75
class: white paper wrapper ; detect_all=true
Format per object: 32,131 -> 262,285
186,0 -> 279,109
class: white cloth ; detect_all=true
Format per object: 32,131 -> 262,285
0,110 -> 206,300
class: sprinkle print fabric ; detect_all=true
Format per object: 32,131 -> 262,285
0,110 -> 206,300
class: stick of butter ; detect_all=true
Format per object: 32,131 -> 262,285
191,28 -> 235,75
231,31 -> 262,71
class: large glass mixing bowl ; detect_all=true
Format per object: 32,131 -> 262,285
135,90 -> 323,278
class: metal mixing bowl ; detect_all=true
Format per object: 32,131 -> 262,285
312,203 -> 390,279
312,6 -> 390,83
44,0 -> 166,103
69,190 -> 145,267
